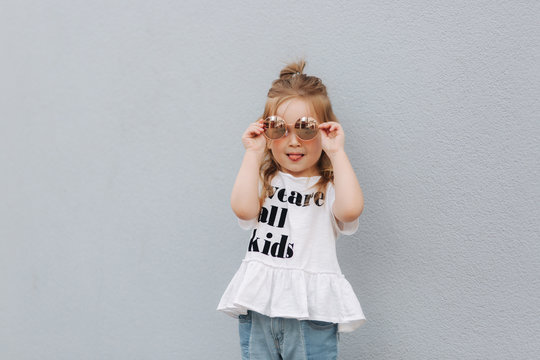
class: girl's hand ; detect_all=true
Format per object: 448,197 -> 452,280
319,121 -> 345,155
242,119 -> 267,154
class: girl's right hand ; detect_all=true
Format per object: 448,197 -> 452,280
241,119 -> 266,153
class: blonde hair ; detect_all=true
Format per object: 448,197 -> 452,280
259,59 -> 339,207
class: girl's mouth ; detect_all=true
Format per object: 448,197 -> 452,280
287,154 -> 304,161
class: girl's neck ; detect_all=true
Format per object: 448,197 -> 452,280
279,170 -> 321,179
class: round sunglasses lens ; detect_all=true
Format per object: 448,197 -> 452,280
264,117 -> 286,139
295,117 -> 318,140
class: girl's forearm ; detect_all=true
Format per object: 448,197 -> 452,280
327,150 -> 364,222
231,150 -> 264,220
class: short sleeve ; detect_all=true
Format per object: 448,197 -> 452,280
237,217 -> 258,230
327,183 -> 360,236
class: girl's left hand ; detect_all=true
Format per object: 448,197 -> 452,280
319,121 -> 345,155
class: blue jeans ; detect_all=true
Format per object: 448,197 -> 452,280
238,310 -> 339,360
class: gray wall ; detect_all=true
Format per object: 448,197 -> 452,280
1,1 -> 538,359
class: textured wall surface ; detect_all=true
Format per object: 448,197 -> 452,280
1,1 -> 539,359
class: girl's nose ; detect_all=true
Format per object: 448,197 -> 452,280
287,131 -> 301,145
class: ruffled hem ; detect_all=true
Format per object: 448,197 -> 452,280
217,260 -> 366,333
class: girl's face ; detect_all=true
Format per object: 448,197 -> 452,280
268,98 -> 323,178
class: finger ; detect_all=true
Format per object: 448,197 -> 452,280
328,123 -> 341,133
250,125 -> 263,134
251,127 -> 264,136
253,121 -> 265,129
245,127 -> 263,138
320,123 -> 336,132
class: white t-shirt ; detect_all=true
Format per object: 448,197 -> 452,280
217,171 -> 366,333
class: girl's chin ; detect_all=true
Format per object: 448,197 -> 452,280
280,166 -> 319,177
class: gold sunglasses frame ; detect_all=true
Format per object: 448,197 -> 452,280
262,116 -> 319,141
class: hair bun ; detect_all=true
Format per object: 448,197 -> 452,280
279,59 -> 306,80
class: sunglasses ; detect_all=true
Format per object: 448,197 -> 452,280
263,116 -> 319,141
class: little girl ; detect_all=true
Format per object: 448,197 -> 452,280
217,60 -> 366,360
